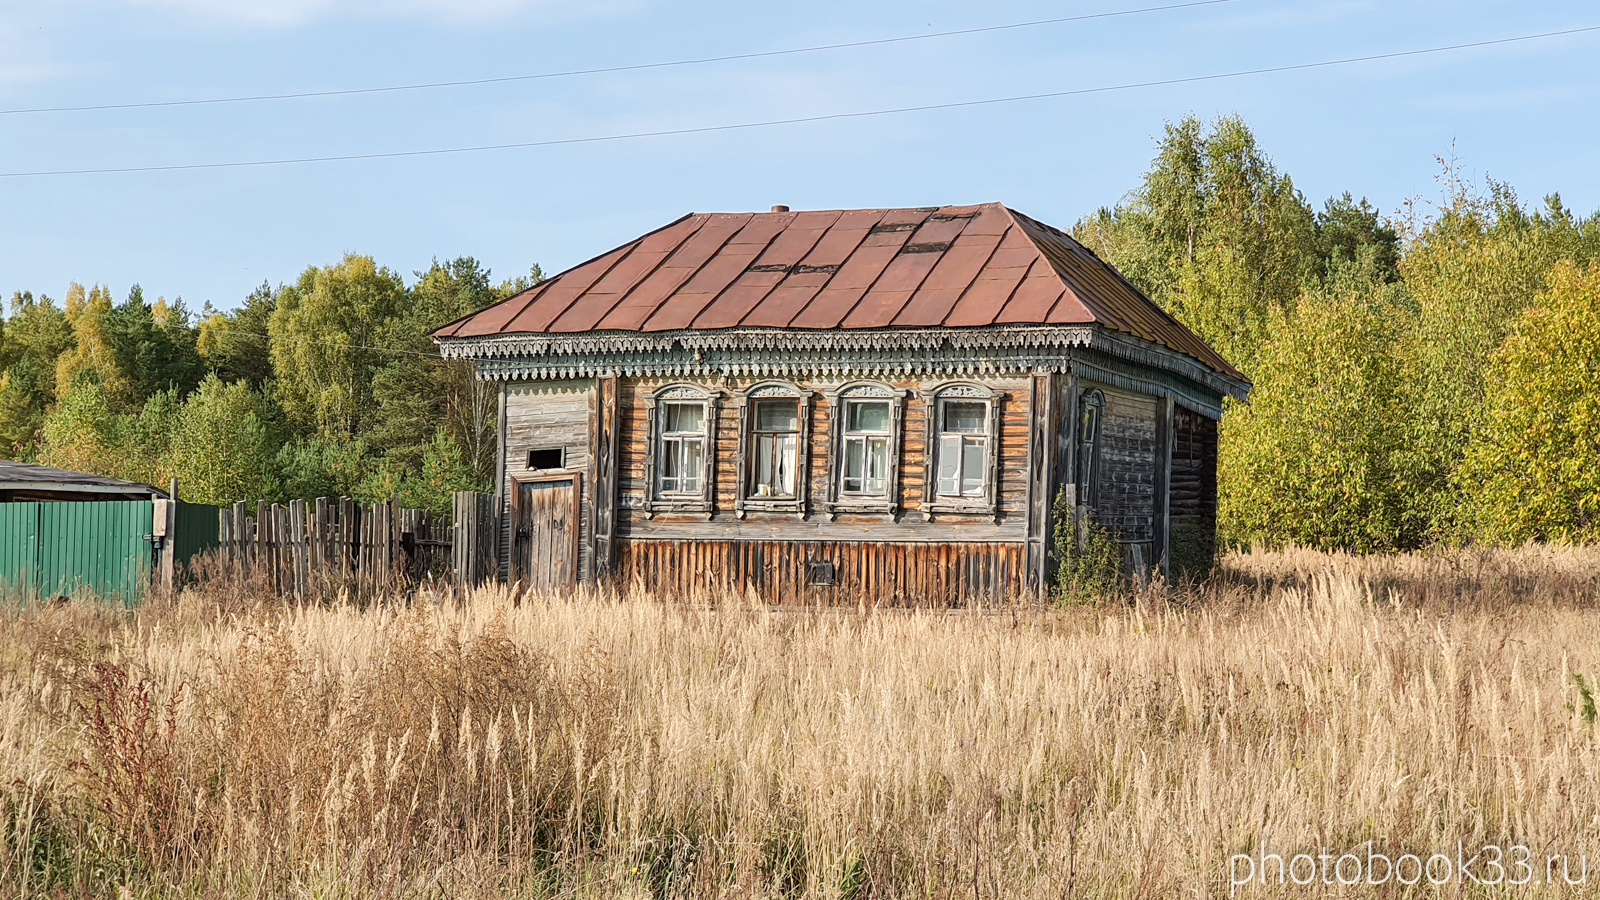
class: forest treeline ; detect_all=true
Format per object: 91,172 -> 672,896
0,257 -> 539,514
1076,115 -> 1600,549
7,113 -> 1599,545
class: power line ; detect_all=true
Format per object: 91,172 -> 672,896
0,0 -> 1239,116
212,327 -> 453,361
4,23 -> 1596,180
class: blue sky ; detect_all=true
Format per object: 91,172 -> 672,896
1,0 -> 1595,311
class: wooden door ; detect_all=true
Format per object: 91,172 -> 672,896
513,478 -> 578,591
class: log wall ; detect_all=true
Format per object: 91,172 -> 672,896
496,370 -> 1223,597
615,376 -> 1032,532
1094,386 -> 1159,547
1168,404 -> 1219,578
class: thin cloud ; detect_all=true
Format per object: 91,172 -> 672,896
0,22 -> 79,90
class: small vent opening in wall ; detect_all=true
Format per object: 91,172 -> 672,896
806,559 -> 836,587
528,448 -> 564,470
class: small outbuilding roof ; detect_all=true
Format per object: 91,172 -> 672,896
0,461 -> 166,502
434,203 -> 1243,382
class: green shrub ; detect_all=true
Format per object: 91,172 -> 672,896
1050,488 -> 1125,604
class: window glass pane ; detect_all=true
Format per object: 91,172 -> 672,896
938,434 -> 962,495
664,401 -> 704,434
661,440 -> 682,490
755,434 -> 775,495
942,400 -> 985,434
864,436 -> 888,494
961,438 -> 986,496
681,438 -> 703,493
847,400 -> 890,433
755,399 -> 798,432
773,433 -> 796,496
753,433 -> 797,498
843,437 -> 865,493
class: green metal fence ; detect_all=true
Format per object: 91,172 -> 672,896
0,504 -> 40,595
172,501 -> 221,569
0,501 -> 154,605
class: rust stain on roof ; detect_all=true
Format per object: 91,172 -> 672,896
434,202 -> 1243,380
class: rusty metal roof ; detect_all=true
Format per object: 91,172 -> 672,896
434,203 -> 1243,381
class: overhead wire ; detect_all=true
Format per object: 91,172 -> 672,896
0,0 -> 1241,116
208,326 -> 458,361
3,24 -> 1595,180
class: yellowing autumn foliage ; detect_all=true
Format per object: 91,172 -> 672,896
1458,261 -> 1600,543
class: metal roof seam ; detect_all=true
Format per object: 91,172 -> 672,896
481,212 -> 699,335
697,216 -> 797,328
581,214 -> 714,332
938,212 -> 1010,327
521,243 -> 640,333
779,210 -> 888,327
486,283 -> 550,335
831,214 -> 925,328
641,214 -> 754,331
883,217 -> 969,326
988,229 -> 1035,321
734,219 -> 832,327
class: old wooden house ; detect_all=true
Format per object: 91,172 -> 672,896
433,203 -> 1248,602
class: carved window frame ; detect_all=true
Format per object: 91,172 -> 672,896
643,383 -> 721,518
734,381 -> 812,519
920,382 -> 1003,521
824,381 -> 907,518
1076,388 -> 1105,510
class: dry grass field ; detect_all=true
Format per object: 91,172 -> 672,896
3,547 -> 1600,898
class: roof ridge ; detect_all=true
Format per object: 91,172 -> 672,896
1001,205 -> 1242,380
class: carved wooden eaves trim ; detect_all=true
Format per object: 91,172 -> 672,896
435,324 -> 1249,406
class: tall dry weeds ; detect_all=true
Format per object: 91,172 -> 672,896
0,546 -> 1597,898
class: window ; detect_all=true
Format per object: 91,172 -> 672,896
921,383 -> 1001,518
644,384 -> 719,516
806,558 -> 836,587
658,401 -> 706,495
1077,388 -> 1105,507
824,382 -> 906,516
527,448 -> 564,470
750,399 -> 800,498
841,399 -> 892,497
936,400 -> 988,498
735,382 -> 811,518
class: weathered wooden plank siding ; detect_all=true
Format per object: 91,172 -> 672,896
1168,404 -> 1218,578
503,379 -> 595,576
616,539 -> 1025,605
1092,385 -> 1158,546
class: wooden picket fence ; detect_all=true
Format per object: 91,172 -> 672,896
216,497 -> 452,599
452,491 -> 498,587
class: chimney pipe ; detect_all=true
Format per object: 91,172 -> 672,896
771,205 -> 790,213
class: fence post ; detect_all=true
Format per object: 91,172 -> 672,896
159,479 -> 179,593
